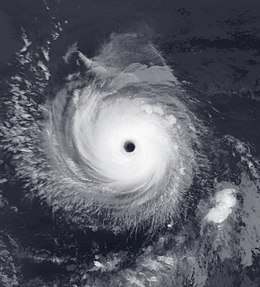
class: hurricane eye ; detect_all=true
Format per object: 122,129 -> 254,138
124,141 -> 135,153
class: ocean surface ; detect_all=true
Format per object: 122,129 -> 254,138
0,1 -> 260,286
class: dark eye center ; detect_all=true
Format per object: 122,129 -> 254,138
124,141 -> 135,152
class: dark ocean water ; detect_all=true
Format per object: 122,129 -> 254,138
0,1 -> 260,286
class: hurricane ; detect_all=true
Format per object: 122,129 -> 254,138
45,34 -> 203,233
1,2 -> 260,286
